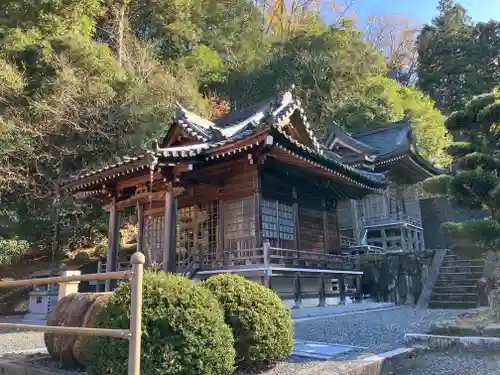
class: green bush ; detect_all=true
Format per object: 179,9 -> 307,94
202,274 -> 293,369
74,251 -> 90,263
0,237 -> 29,265
82,272 -> 235,375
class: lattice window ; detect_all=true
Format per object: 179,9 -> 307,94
224,198 -> 255,250
177,201 -> 220,267
143,215 -> 164,265
261,199 -> 294,243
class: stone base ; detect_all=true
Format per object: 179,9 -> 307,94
405,333 -> 500,352
0,347 -> 414,375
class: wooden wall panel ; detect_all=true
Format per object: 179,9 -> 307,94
337,200 -> 353,228
219,163 -> 257,201
298,206 -> 324,252
326,211 -> 341,254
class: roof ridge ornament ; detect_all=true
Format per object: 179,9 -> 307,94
280,84 -> 295,106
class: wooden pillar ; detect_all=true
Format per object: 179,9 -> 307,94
254,171 -> 262,247
294,273 -> 302,308
263,239 -> 271,288
170,198 -> 178,271
219,200 -> 227,266
136,201 -> 144,254
292,186 -> 300,261
322,200 -> 328,254
350,199 -> 360,244
105,200 -> 120,291
400,227 -> 406,251
162,187 -> 176,273
318,273 -> 326,307
355,276 -> 362,301
338,275 -> 346,305
381,228 -> 387,251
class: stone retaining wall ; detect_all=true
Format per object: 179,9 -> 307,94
360,251 -> 434,305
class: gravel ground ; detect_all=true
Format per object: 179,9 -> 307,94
0,331 -> 44,353
395,350 -> 500,375
294,307 -> 466,352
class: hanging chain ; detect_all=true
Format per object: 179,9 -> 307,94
145,155 -> 159,271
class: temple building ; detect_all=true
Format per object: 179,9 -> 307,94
61,88 -> 438,306
325,123 -> 445,253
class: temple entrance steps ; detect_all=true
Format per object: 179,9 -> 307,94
428,254 -> 484,309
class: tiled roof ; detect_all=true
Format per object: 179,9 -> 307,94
172,88 -> 321,151
350,122 -> 410,156
62,88 -> 389,191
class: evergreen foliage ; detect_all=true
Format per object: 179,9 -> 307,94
83,272 -> 235,375
0,0 -> 461,260
422,89 -> 500,253
202,274 -> 293,370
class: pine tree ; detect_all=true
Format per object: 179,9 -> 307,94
422,89 -> 500,255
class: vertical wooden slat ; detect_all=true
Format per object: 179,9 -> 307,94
170,198 -> 178,272
294,273 -> 302,308
219,200 -> 227,266
254,170 -> 262,247
105,200 -> 119,292
162,188 -> 174,273
339,275 -> 346,304
322,200 -> 328,253
318,273 -> 326,307
292,186 -> 299,254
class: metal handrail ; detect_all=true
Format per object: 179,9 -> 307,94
362,213 -> 422,228
0,252 -> 145,375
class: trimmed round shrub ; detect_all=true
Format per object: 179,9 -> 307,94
202,274 -> 293,369
82,272 -> 235,375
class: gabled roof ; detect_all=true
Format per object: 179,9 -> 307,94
351,121 -> 410,156
326,121 -> 444,181
168,89 -> 321,149
61,88 -> 388,195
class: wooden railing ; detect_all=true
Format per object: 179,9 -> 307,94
197,245 -> 359,272
0,253 -> 145,375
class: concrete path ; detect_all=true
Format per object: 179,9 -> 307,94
291,302 -> 397,320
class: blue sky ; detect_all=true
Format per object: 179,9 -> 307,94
322,0 -> 500,26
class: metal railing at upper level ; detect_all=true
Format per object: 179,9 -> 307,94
0,252 -> 145,375
362,213 -> 422,228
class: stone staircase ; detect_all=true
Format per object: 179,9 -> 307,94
428,253 -> 484,309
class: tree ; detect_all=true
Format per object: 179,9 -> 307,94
422,89 -> 500,254
417,1 -> 500,113
218,21 -> 387,138
0,13 -> 206,255
362,15 -> 420,86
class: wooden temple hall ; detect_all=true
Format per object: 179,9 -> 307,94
61,88 -> 391,307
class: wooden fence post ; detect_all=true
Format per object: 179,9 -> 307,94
58,271 -> 81,300
263,239 -> 271,288
128,252 -> 145,375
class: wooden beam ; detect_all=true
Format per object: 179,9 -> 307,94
104,191 -> 165,212
117,172 -> 163,191
104,188 -> 185,212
